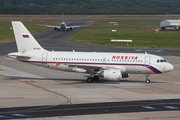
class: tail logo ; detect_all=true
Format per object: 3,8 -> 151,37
22,33 -> 30,38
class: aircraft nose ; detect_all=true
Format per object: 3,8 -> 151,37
164,63 -> 174,72
169,63 -> 174,71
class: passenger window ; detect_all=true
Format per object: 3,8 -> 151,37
157,60 -> 159,63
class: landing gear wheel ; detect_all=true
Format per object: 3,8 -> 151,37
145,74 -> 150,84
145,79 -> 150,84
93,76 -> 99,81
87,77 -> 93,83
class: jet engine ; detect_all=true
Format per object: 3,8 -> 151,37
103,70 -> 122,81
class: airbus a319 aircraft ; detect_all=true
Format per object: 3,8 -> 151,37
37,13 -> 80,31
8,21 -> 174,83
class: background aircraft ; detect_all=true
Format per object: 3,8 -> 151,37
37,13 -> 80,31
8,21 -> 174,83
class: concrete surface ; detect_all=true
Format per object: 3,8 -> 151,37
0,56 -> 180,120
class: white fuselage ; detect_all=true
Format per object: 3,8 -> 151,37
19,50 -> 174,75
60,22 -> 66,30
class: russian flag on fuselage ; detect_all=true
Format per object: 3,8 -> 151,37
22,33 -> 29,38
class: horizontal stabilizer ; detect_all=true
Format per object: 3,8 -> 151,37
7,52 -> 31,59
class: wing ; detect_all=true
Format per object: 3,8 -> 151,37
68,64 -> 125,73
36,24 -> 60,29
66,25 -> 80,29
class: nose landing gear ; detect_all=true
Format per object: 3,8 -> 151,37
145,74 -> 150,83
145,79 -> 150,83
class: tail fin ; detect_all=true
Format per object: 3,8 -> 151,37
11,21 -> 45,52
62,12 -> 64,22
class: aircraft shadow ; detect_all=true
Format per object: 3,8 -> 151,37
4,76 -> 164,85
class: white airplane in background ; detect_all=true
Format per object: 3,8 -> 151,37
37,13 -> 80,31
8,21 -> 174,83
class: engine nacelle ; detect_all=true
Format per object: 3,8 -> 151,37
103,70 -> 122,81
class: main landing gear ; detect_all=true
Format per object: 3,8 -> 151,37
145,74 -> 150,84
86,76 -> 99,83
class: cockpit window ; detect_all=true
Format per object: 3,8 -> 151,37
157,59 -> 167,63
163,60 -> 167,62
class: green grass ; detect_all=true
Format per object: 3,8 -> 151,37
0,21 -> 50,42
0,22 -> 14,42
90,20 -> 159,27
1,19 -> 180,48
71,20 -> 180,48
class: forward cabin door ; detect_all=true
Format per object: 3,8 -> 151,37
145,56 -> 150,66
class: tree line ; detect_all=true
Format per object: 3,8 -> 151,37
0,0 -> 180,15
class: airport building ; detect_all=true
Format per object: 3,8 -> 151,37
160,19 -> 180,30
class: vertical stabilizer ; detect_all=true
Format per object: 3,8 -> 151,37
11,21 -> 45,52
62,12 -> 64,23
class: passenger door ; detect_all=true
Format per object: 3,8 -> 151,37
145,56 -> 150,66
42,53 -> 48,64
